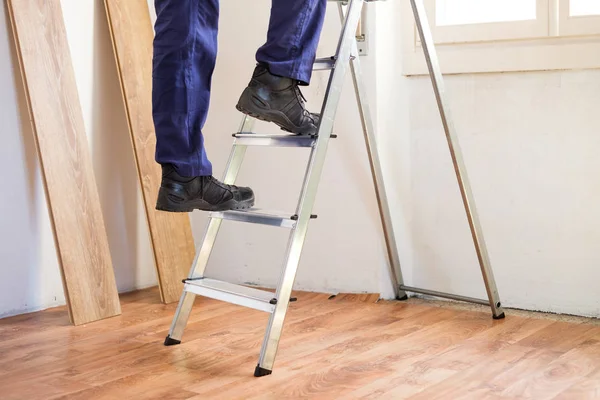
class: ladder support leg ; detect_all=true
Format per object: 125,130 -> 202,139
165,291 -> 195,344
340,3 -> 407,300
255,0 -> 365,375
255,228 -> 307,375
165,217 -> 224,343
410,0 -> 505,319
165,117 -> 255,345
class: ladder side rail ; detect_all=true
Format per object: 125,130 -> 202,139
189,115 -> 256,282
165,116 -> 257,343
408,0 -> 504,319
340,4 -> 407,300
255,0 -> 366,374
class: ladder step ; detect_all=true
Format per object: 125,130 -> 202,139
184,278 -> 276,313
234,133 -> 317,148
313,57 -> 336,71
209,208 -> 298,228
313,56 -> 356,71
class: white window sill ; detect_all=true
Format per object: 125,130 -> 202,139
403,35 -> 600,76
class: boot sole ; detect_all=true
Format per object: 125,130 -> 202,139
236,89 -> 317,135
155,188 -> 255,213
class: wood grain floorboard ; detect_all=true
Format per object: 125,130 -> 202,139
501,338 -> 600,399
7,0 -> 121,325
1,287 -> 599,399
103,0 -> 195,304
517,320 -> 598,352
229,311 -> 495,399
552,365 -> 600,400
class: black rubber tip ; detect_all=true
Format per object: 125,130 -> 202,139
290,214 -> 318,221
164,335 -> 181,346
493,312 -> 506,320
396,295 -> 409,301
254,365 -> 272,377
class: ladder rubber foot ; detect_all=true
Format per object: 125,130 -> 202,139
254,365 -> 272,377
493,312 -> 506,320
164,335 -> 181,346
396,295 -> 409,301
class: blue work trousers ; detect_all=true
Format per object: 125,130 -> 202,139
152,0 -> 327,176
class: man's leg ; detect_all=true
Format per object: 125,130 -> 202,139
256,0 -> 327,85
152,0 -> 218,177
153,0 -> 254,212
236,0 -> 327,135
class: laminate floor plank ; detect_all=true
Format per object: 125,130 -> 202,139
1,287 -> 599,399
103,0 -> 195,304
7,0 -> 120,325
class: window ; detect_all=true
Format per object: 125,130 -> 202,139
402,0 -> 600,75
436,0 -> 537,26
570,0 -> 600,17
559,0 -> 600,36
431,0 -> 547,44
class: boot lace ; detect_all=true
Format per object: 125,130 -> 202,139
294,83 -> 317,122
207,176 -> 237,191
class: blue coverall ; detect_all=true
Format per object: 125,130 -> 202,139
152,0 -> 327,177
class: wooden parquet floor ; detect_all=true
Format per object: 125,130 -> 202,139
1,287 -> 599,399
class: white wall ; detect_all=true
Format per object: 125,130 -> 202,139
372,1 -> 600,318
61,0 -> 156,294
377,2 -> 600,318
0,0 -> 156,318
0,3 -> 65,317
373,0 -> 414,298
0,0 -> 388,318
407,70 -> 600,318
2,0 -> 599,319
189,1 -> 387,295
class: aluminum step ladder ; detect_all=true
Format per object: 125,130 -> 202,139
163,0 -> 505,377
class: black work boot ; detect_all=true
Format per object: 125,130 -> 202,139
236,64 -> 320,135
156,165 -> 254,213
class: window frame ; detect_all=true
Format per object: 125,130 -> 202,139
428,0 -> 549,44
558,0 -> 600,36
401,0 -> 600,76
